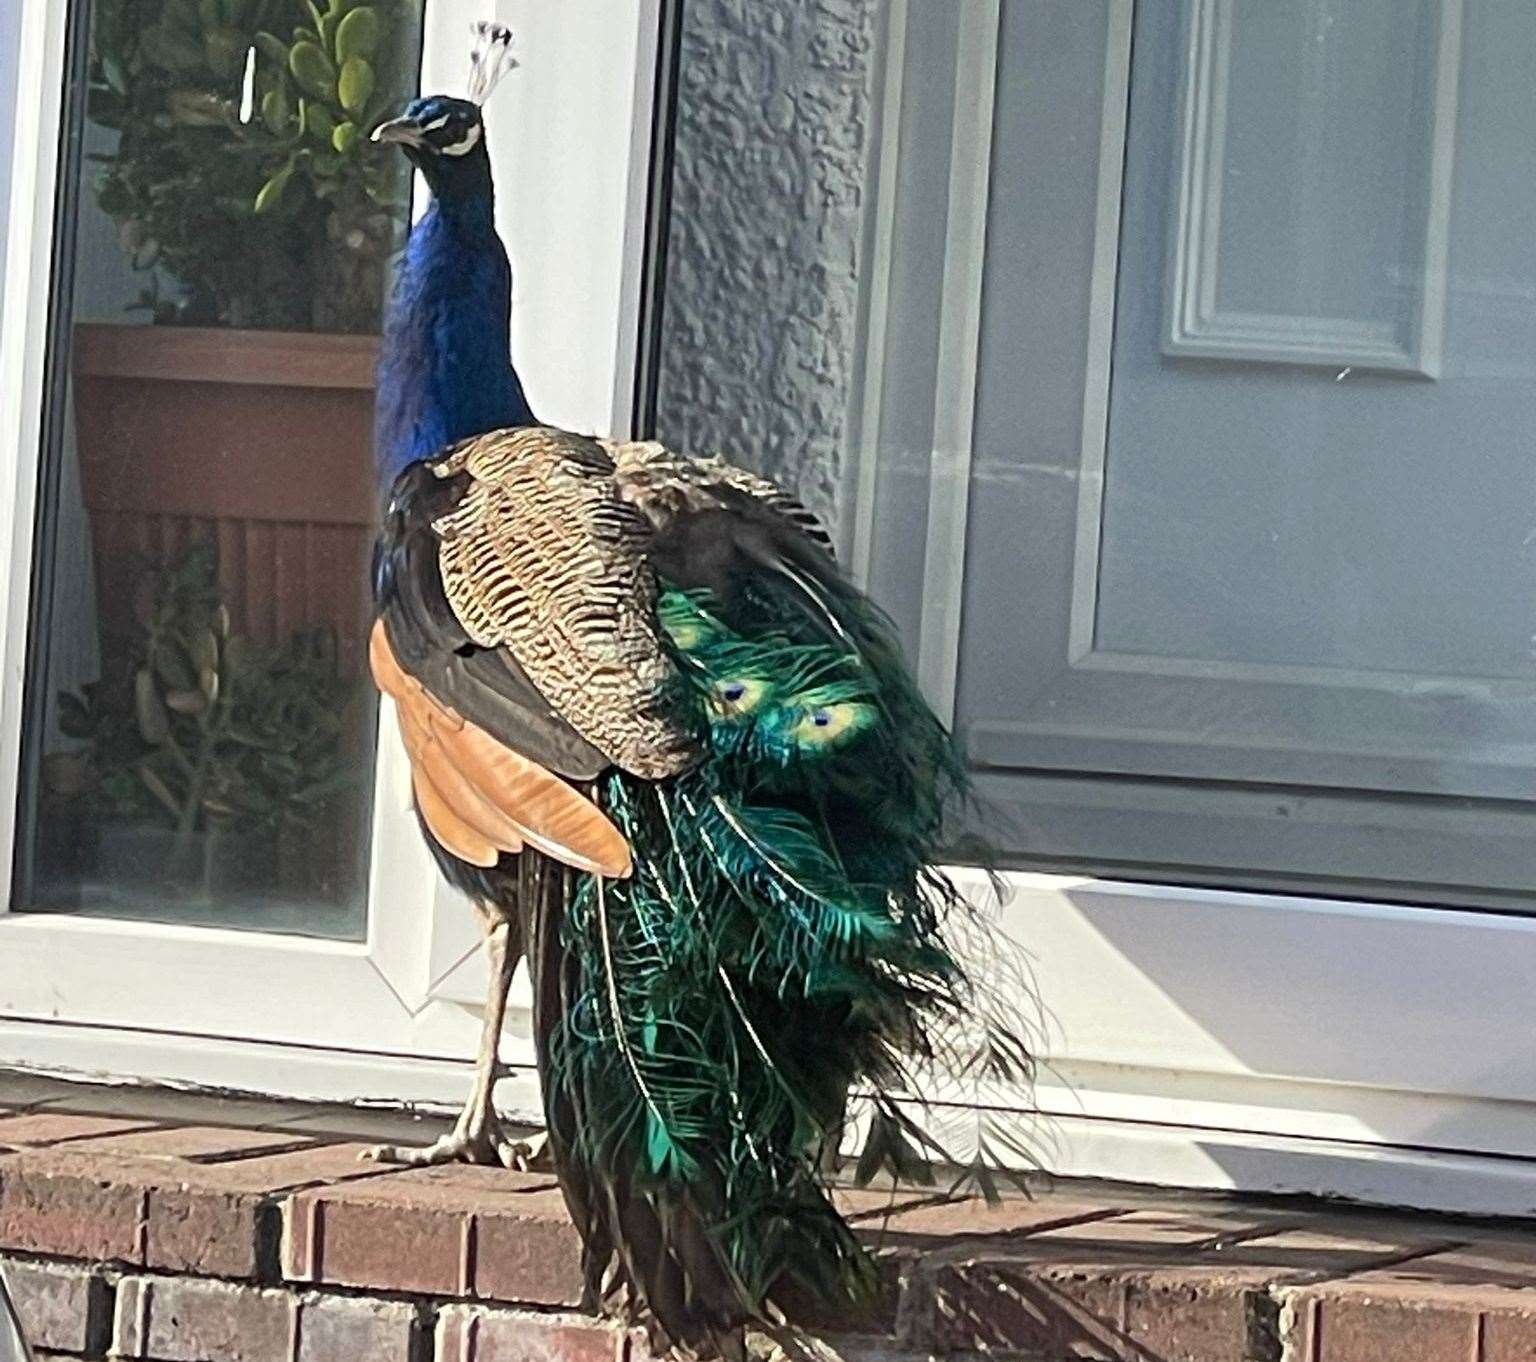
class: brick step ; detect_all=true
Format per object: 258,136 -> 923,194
2,1083 -> 1535,1360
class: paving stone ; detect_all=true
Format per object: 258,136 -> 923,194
113,1275 -> 297,1361
1020,1204 -> 1301,1254
295,1291 -> 419,1362
0,1074 -> 84,1112
62,1124 -> 319,1164
435,1304 -> 623,1362
0,1112 -> 163,1149
40,1085 -> 304,1129
268,1104 -> 457,1144
859,1194 -> 1125,1245
1350,1240 -> 1536,1292
0,1254 -> 111,1353
1191,1221 -> 1454,1279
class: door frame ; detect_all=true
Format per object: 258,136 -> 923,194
6,0 -> 1536,1219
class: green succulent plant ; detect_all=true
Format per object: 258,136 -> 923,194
51,543 -> 360,842
87,0 -> 419,332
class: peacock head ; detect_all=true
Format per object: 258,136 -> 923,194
371,95 -> 490,201
370,23 -> 517,204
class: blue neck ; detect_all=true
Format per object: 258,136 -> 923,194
374,194 -> 535,488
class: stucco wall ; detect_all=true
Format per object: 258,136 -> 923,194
653,0 -> 879,538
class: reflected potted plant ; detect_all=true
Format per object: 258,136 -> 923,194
45,544 -> 360,905
72,0 -> 419,668
87,0 -> 414,330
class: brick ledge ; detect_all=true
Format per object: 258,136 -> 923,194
2,1081 -> 1536,1361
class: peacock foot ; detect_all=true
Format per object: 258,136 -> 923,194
362,1114 -> 550,1171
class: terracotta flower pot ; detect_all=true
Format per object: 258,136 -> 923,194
71,322 -> 381,673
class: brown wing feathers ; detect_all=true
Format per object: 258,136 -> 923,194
370,621 -> 632,879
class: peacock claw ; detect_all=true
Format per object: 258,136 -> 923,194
361,1114 -> 548,1171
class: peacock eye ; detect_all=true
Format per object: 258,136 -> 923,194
712,676 -> 766,716
811,709 -> 831,727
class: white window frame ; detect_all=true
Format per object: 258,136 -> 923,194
0,0 -> 662,1118
4,0 -> 1536,1219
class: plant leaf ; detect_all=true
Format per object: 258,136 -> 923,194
336,56 -> 373,116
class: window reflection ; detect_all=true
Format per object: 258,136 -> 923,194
22,0 -> 424,938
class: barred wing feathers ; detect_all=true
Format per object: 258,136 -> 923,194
432,428 -> 698,782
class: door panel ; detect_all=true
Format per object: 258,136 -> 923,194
954,0 -> 1536,904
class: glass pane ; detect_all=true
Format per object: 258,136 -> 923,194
19,0 -> 424,938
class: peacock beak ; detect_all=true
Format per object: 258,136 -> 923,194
371,116 -> 428,148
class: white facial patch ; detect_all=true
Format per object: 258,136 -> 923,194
419,114 -> 451,133
439,122 -> 483,157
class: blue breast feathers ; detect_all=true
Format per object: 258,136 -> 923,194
374,197 -> 535,489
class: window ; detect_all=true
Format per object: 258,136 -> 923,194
15,0 -> 426,939
0,0 -> 663,1110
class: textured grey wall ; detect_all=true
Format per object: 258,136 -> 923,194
654,0 -> 879,537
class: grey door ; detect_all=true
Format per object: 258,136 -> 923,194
872,0 -> 1536,907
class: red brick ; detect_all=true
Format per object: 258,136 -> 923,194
1276,1243 -> 1536,1361
113,1274 -> 296,1360
435,1305 -> 623,1362
0,1153 -> 148,1261
143,1142 -> 389,1278
1297,1288 -> 1477,1362
0,1112 -> 161,1148
0,1141 -> 385,1277
928,1257 -> 1129,1358
772,1250 -> 908,1339
283,1164 -> 580,1303
1122,1268 -> 1266,1362
0,1254 -> 111,1353
1483,1304 -> 1536,1362
924,1245 -> 1282,1360
296,1292 -> 419,1362
473,1187 -> 588,1306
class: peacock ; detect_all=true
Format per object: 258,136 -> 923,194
364,26 -> 1027,1357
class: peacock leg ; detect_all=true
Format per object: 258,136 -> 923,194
363,902 -> 547,1169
